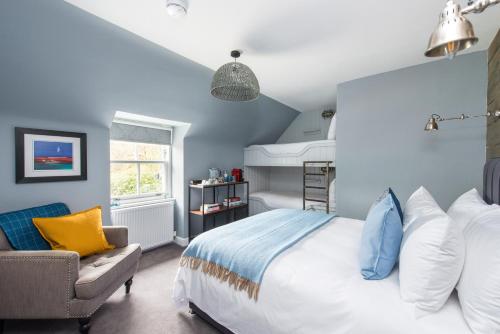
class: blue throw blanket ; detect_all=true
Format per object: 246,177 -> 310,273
180,209 -> 335,300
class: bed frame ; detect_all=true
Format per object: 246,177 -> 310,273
189,302 -> 235,334
483,158 -> 500,205
189,158 -> 500,334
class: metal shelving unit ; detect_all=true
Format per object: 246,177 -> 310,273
188,181 -> 249,241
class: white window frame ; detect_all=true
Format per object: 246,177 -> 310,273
110,140 -> 172,204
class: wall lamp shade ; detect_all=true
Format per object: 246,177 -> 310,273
425,116 -> 439,131
425,1 -> 478,58
211,51 -> 260,102
424,111 -> 500,131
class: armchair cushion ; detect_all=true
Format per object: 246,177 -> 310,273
0,203 -> 70,251
75,244 -> 141,300
33,206 -> 114,257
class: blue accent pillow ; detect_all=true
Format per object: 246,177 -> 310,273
389,188 -> 403,221
0,203 -> 70,250
359,189 -> 403,280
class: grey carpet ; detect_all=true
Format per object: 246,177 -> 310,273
4,244 -> 219,334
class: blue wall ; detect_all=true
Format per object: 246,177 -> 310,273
0,1 -> 298,237
336,51 -> 488,219
277,110 -> 333,143
0,114 -> 112,224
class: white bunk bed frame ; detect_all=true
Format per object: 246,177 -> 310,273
244,111 -> 337,215
244,140 -> 336,167
244,146 -> 336,215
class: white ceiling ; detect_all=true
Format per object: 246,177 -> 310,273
65,0 -> 500,112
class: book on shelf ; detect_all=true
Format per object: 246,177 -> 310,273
200,203 -> 222,212
204,208 -> 221,213
224,197 -> 241,203
223,200 -> 243,207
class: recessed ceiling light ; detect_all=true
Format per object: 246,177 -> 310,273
166,0 -> 188,18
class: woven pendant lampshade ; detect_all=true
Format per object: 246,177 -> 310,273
211,50 -> 260,102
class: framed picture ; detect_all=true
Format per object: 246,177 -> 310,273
15,127 -> 87,183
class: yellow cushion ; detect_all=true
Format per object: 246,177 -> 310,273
33,206 -> 114,257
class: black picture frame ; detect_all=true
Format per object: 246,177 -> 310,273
15,127 -> 87,184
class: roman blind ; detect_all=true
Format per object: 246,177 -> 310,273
110,122 -> 172,145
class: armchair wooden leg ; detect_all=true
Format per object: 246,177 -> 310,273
78,317 -> 91,334
125,277 -> 133,294
0,319 -> 4,334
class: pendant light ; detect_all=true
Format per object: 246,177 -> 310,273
425,0 -> 499,58
211,50 -> 260,102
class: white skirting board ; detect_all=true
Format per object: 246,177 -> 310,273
174,236 -> 189,247
111,201 -> 175,251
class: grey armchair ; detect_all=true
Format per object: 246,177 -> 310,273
0,226 -> 142,333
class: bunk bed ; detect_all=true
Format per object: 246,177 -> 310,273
244,113 -> 336,215
249,179 -> 336,215
244,140 -> 336,167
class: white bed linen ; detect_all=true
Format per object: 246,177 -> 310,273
247,140 -> 334,155
250,191 -> 303,209
244,140 -> 335,167
250,191 -> 336,215
173,217 -> 471,334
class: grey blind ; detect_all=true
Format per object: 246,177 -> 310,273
110,122 -> 172,145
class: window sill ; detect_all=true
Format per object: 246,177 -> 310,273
111,198 -> 175,210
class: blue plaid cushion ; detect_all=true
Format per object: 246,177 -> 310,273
0,203 -> 71,250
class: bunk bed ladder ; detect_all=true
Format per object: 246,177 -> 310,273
303,161 -> 334,213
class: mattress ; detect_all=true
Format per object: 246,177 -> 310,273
249,190 -> 336,216
173,217 -> 471,334
250,191 -> 303,209
244,140 -> 335,167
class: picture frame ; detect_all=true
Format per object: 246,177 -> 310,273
15,127 -> 87,183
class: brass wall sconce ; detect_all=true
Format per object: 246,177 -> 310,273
425,110 -> 500,131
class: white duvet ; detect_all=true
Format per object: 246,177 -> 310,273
173,217 -> 471,334
246,140 -> 335,155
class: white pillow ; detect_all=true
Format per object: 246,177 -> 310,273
399,187 -> 465,317
447,188 -> 498,230
327,114 -> 336,140
457,209 -> 500,334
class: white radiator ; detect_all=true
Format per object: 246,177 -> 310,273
111,201 -> 175,251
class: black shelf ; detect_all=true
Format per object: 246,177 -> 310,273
190,203 -> 248,216
189,181 -> 248,189
188,180 -> 249,241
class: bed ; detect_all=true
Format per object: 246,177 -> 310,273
244,140 -> 336,167
174,159 -> 500,334
249,188 -> 336,216
173,216 -> 471,334
249,191 -> 303,215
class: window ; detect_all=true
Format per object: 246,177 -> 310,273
110,140 -> 171,203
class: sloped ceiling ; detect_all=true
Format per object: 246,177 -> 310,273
0,0 -> 298,145
65,0 -> 500,112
